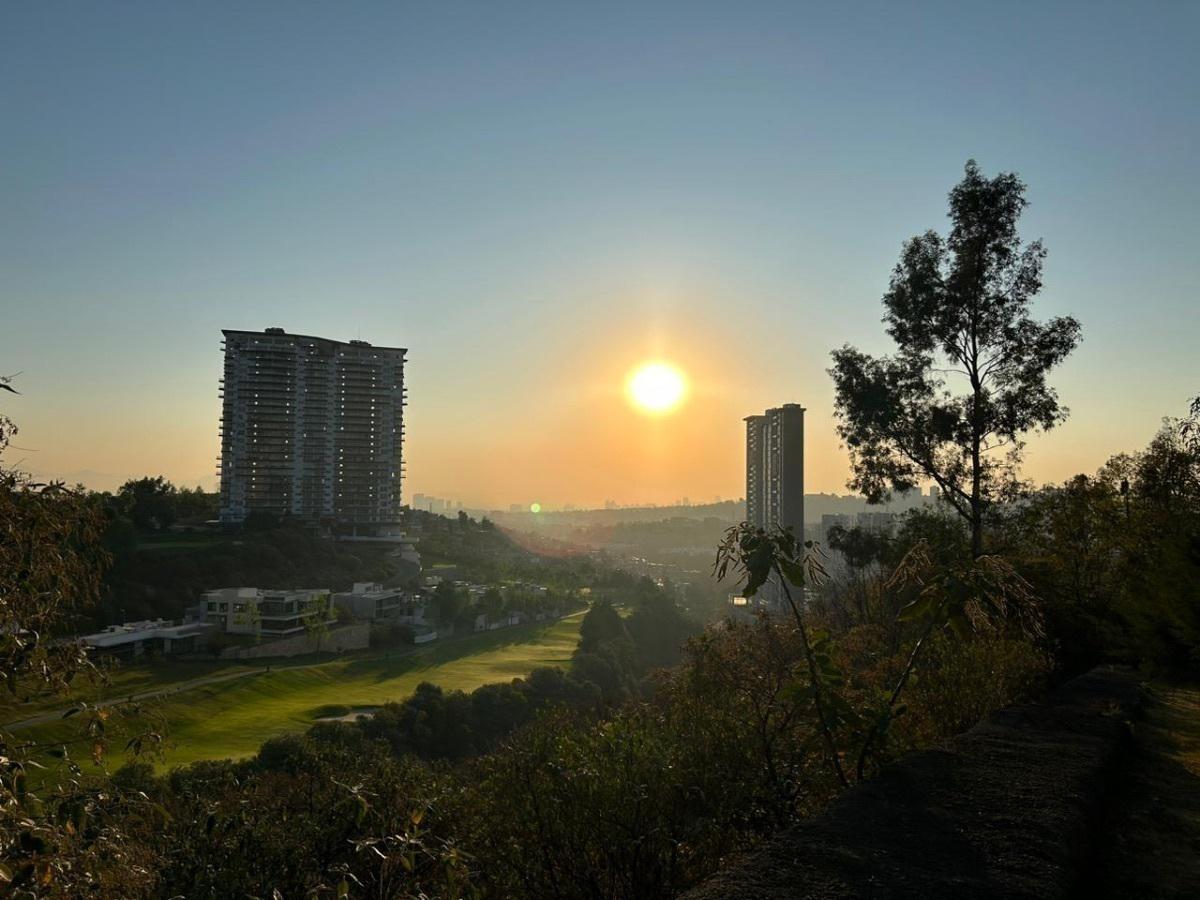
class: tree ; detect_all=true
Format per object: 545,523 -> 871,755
430,580 -> 466,628
480,587 -> 505,626
826,525 -> 890,572
2,380 -> 163,894
174,485 -> 217,523
624,591 -> 697,669
0,379 -> 109,697
830,161 -> 1081,557
1182,394 -> 1200,454
117,476 -> 179,531
577,599 -> 628,653
824,524 -> 893,627
1110,415 -> 1200,672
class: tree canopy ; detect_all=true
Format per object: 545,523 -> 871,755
830,160 -> 1081,555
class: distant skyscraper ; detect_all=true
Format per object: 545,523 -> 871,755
745,403 -> 805,535
218,328 -> 406,528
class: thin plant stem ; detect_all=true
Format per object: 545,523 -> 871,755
854,603 -> 942,781
772,560 -> 849,789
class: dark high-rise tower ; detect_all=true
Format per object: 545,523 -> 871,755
744,403 -> 805,535
218,328 -> 406,528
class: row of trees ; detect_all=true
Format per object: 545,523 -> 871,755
102,476 -> 216,533
421,580 -> 576,633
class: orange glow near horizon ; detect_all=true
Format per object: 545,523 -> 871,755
10,313 -> 1147,512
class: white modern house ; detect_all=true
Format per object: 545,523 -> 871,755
81,619 -> 217,660
202,587 -> 336,637
333,582 -> 403,620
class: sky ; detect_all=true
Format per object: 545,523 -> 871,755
1,1 -> 1197,508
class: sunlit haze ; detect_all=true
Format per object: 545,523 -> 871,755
627,362 -> 688,416
2,3 -> 1196,509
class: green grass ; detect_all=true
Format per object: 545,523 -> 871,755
16,613 -> 582,772
0,658 -> 261,724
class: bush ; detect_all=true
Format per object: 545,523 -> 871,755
896,633 -> 1050,748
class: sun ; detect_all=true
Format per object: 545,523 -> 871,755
627,362 -> 687,415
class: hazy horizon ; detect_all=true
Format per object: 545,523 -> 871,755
3,3 -> 1197,507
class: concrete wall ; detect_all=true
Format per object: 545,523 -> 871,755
220,623 -> 370,660
684,667 -> 1142,900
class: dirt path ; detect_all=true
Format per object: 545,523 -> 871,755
1091,684 -> 1200,899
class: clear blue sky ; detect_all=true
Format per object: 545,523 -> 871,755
2,1 -> 1196,506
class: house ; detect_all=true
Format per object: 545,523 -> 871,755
396,593 -> 431,626
80,619 -> 217,660
202,587 -> 336,637
333,582 -> 403,621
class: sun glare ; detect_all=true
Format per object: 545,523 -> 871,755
627,362 -> 687,415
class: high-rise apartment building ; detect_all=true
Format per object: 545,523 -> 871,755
218,328 -> 406,528
744,403 -> 805,535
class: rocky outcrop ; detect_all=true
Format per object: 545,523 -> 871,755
684,667 -> 1142,900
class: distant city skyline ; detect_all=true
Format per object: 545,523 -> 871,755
3,3 -> 1197,506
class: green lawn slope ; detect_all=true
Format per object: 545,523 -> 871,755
15,613 -> 582,772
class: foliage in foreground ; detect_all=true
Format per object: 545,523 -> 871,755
714,522 -> 1044,784
1,412 -> 164,895
2,576 -> 1048,898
